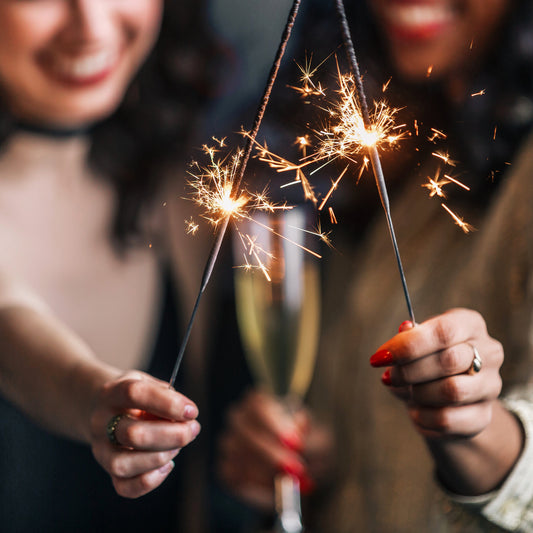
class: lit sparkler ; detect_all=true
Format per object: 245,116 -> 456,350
169,0 -> 303,389
334,0 -> 416,324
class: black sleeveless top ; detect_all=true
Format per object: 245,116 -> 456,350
0,272 -> 186,533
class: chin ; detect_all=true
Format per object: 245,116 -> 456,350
41,91 -> 127,128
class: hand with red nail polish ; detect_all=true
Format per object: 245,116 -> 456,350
369,308 -> 524,496
215,389 -> 334,511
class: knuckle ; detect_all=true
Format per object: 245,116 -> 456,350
431,408 -> 454,433
175,429 -> 190,448
438,347 -> 462,375
123,380 -> 146,404
469,309 -> 487,332
112,478 -> 136,499
440,377 -> 464,404
396,365 -> 413,385
109,456 -> 129,478
434,316 -> 456,348
136,474 -> 155,495
492,340 -> 504,366
492,374 -> 503,398
124,423 -> 148,448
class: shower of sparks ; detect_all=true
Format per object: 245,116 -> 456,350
168,0 -> 304,390
443,174 -> 470,191
187,140 -> 326,279
295,135 -> 311,156
442,204 -> 476,233
247,133 -> 317,203
185,216 -> 199,235
296,65 -> 406,211
288,53 -> 327,98
422,170 -> 470,199
428,128 -> 447,142
311,69 -> 407,163
432,151 -> 458,167
318,165 -> 349,211
188,142 -> 290,223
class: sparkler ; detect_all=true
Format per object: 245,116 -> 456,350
169,0 -> 303,389
335,0 -> 416,324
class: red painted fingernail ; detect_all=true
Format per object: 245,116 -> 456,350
279,458 -> 306,478
399,320 -> 413,333
381,369 -> 392,386
370,349 -> 393,367
280,432 -> 303,452
299,473 -> 316,495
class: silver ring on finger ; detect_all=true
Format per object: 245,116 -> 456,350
467,344 -> 482,375
106,414 -> 124,446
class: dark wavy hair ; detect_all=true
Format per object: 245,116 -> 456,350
0,0 -> 220,246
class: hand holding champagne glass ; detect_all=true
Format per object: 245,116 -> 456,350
233,206 -> 321,533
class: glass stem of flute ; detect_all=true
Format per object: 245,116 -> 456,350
275,473 -> 303,533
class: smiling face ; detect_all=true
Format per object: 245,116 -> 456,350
369,0 -> 512,83
0,0 -> 164,128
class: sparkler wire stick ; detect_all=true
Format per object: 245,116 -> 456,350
334,0 -> 416,325
169,0 -> 303,388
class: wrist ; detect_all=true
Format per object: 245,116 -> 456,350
428,401 -> 523,496
68,357 -> 120,443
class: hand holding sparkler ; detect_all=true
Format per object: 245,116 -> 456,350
90,371 -> 201,498
168,0 -> 303,389
368,309 -> 523,497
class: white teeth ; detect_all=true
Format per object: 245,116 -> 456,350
53,51 -> 116,79
387,4 -> 454,30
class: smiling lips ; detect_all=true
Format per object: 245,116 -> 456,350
381,1 -> 456,41
42,49 -> 119,87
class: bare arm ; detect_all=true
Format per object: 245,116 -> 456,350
0,302 -> 201,498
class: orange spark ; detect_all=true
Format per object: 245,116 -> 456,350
432,151 -> 457,167
442,204 -> 475,233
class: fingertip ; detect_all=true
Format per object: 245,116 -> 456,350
183,404 -> 199,420
158,460 -> 175,476
370,349 -> 393,367
190,420 -> 201,440
399,320 -> 414,333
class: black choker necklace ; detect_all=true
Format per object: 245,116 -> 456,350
16,121 -> 90,139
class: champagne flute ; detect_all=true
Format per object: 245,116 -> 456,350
233,206 -> 321,533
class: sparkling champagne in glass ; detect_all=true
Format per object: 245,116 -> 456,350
233,206 -> 321,533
